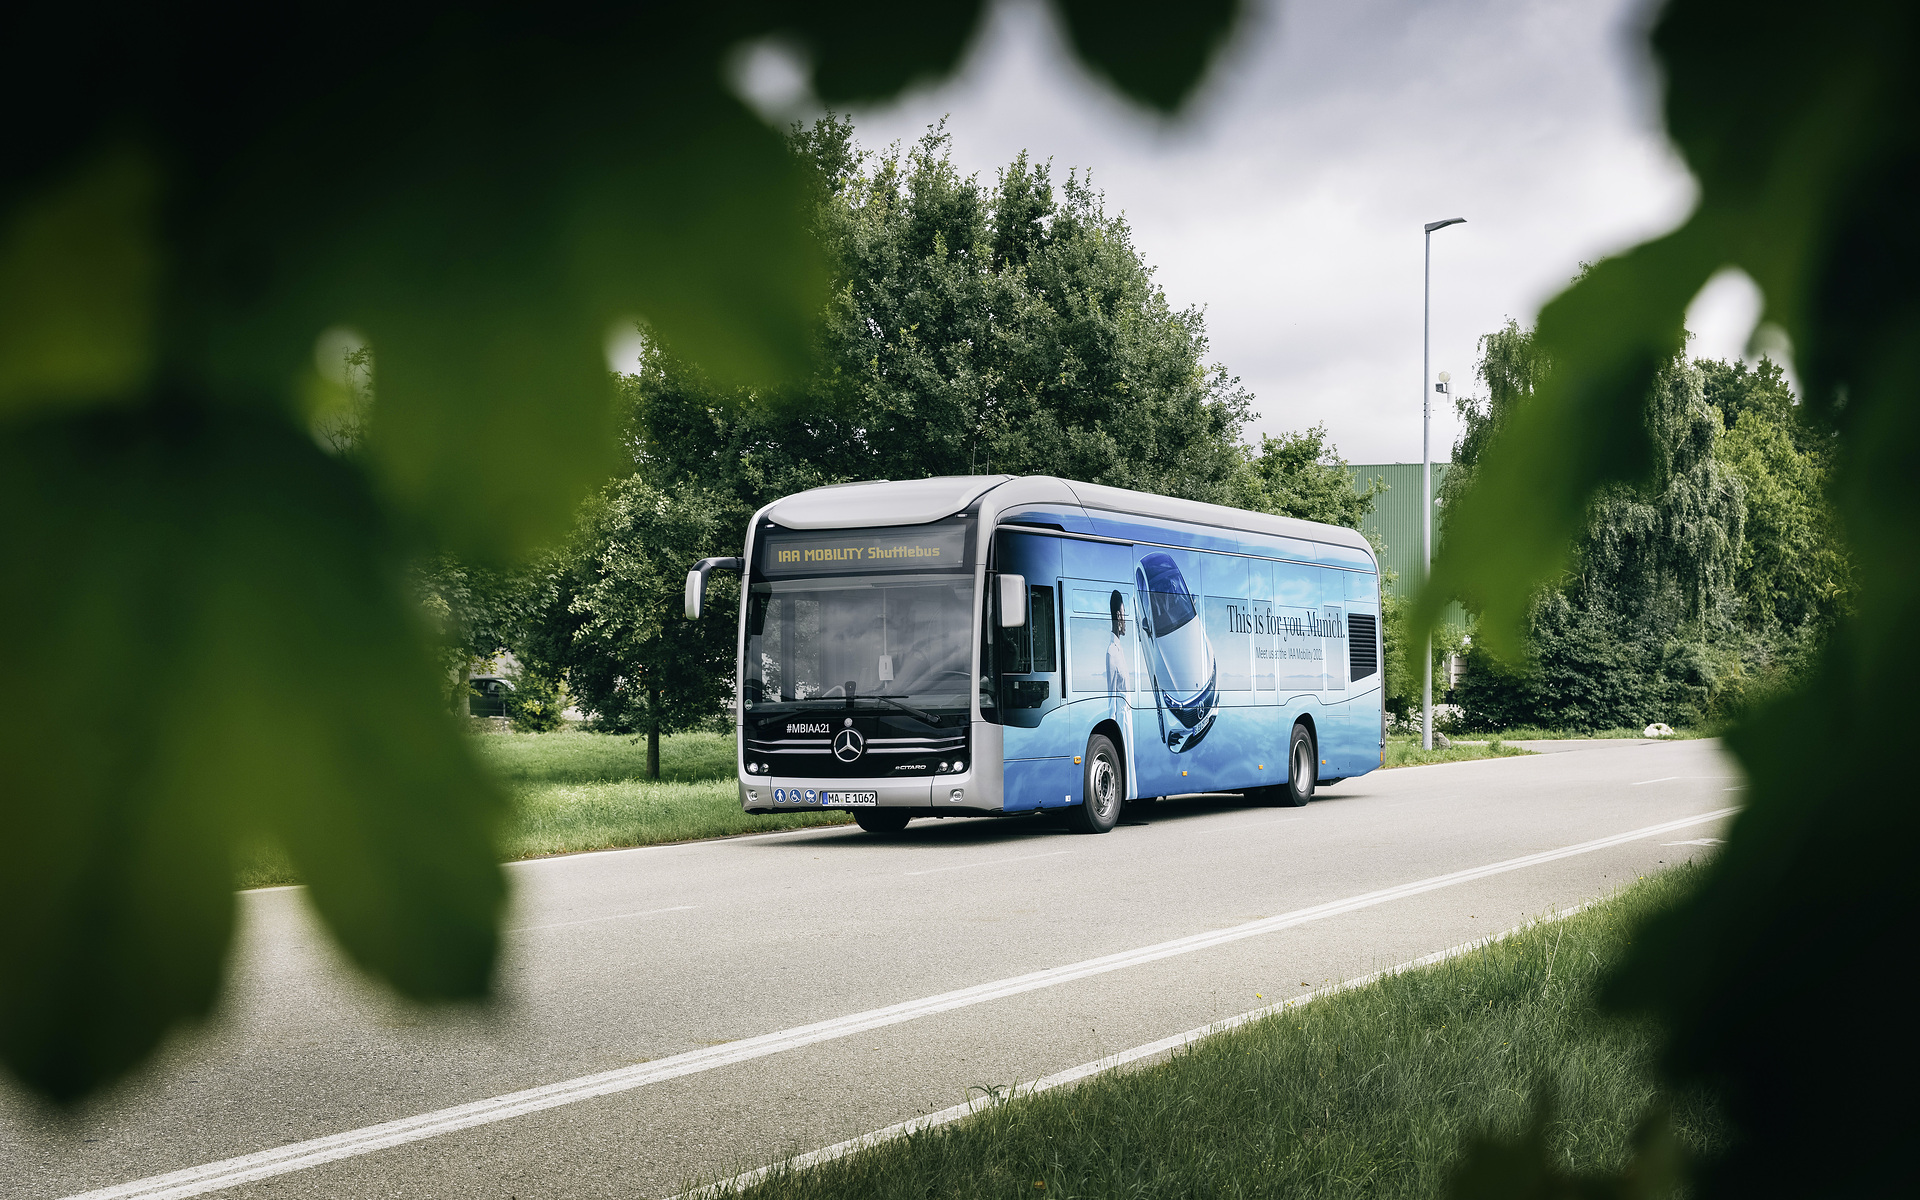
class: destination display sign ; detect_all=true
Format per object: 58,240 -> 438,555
757,524 -> 970,577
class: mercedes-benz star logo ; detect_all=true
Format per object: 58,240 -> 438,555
833,728 -> 866,762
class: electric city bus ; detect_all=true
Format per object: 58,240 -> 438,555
684,475 -> 1385,835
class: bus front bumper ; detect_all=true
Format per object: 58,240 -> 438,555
740,770 -> 1002,817
739,721 -> 1005,817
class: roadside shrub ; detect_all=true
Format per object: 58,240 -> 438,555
1455,595 -> 1663,731
504,667 -> 567,733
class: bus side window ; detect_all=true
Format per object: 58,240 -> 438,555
1028,585 -> 1056,673
995,584 -> 1059,710
997,584 -> 1056,675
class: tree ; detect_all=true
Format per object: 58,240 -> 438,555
637,120 -> 1259,512
1446,323 -> 1762,731
1705,357 -> 1849,635
1236,424 -> 1385,527
538,478 -> 738,778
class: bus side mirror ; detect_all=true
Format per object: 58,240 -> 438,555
998,573 -> 1028,627
684,557 -> 743,619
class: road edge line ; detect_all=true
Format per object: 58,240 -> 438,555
680,898 -> 1604,1198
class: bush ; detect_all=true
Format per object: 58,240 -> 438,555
503,666 -> 568,733
1455,595 -> 1663,732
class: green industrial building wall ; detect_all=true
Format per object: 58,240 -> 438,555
1347,462 -> 1467,631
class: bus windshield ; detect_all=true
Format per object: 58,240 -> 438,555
744,575 -> 975,716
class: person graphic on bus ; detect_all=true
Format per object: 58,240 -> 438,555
1104,589 -> 1131,722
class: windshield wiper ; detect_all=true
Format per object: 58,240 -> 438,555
864,693 -> 941,725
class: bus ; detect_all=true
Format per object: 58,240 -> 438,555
684,475 -> 1385,835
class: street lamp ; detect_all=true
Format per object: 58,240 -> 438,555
1422,216 -> 1465,750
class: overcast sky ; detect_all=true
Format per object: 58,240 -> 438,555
803,0 -> 1762,466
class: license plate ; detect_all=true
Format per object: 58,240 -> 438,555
821,791 -> 878,807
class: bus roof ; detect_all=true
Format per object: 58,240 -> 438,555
761,475 -> 1374,558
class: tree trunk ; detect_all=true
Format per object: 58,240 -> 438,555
646,685 -> 661,780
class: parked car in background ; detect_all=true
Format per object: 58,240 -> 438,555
469,674 -> 514,717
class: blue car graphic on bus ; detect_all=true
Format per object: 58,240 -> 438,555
1135,553 -> 1218,752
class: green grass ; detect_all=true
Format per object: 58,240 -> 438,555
711,863 -> 1724,1199
236,728 -> 849,889
471,726 -> 739,785
1383,735 -> 1532,769
507,778 -> 849,859
1456,726 -> 1708,741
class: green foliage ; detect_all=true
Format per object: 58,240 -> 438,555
1455,598 -> 1669,731
1236,423 -> 1385,527
1446,332 -> 1835,732
1704,359 -> 1849,631
1412,0 -> 1918,1191
502,666 -> 567,734
528,477 -> 739,774
0,410 -> 506,1103
1381,588 -> 1467,722
0,3 -> 1243,1102
638,120 -> 1260,508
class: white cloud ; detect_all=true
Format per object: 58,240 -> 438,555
841,0 -> 1703,464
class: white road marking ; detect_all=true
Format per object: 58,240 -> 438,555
1661,838 -> 1722,847
511,905 -> 696,934
682,901 -> 1600,1198
1631,775 -> 1734,787
65,806 -> 1732,1200
904,851 -> 1074,876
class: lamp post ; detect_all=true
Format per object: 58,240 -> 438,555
1422,216 -> 1465,750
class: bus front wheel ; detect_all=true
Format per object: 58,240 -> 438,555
1065,734 -> 1124,834
854,809 -> 912,834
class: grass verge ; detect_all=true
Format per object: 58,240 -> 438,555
1383,734 -> 1531,769
508,778 -> 849,860
237,728 -> 849,889
708,862 -> 1723,1199
1456,726 -> 1708,741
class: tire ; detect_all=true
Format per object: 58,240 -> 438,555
1284,723 -> 1316,807
853,809 -> 912,834
1064,734 -> 1124,834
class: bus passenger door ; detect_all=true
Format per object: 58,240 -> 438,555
993,531 -> 1075,811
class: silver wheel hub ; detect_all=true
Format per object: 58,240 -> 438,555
1090,755 -> 1117,819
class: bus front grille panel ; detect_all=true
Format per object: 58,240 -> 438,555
744,726 -> 969,777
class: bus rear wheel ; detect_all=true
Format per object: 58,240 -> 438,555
1284,724 -> 1316,807
853,809 -> 912,834
1064,734 -> 1124,834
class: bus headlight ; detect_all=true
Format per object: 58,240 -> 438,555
948,788 -> 965,803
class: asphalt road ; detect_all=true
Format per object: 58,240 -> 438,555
3,738 -> 1740,1200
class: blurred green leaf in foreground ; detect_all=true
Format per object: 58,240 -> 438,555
1413,0 -> 1917,1193
0,2 -> 1241,1103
